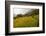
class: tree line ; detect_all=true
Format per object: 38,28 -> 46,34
14,9 -> 39,19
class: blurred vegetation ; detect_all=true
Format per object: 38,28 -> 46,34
13,9 -> 39,27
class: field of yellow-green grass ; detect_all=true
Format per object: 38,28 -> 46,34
13,15 -> 39,28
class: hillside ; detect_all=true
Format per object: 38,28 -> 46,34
13,9 -> 39,27
13,15 -> 39,27
25,9 -> 39,16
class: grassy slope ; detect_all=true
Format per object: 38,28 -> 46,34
13,15 -> 39,28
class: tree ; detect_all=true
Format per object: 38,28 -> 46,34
16,14 -> 23,18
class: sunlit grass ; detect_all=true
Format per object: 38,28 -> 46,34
13,15 -> 39,28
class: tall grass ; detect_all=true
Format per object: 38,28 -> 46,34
13,15 -> 39,28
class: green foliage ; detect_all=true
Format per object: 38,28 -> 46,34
31,9 -> 39,15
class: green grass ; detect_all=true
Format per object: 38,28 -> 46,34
13,15 -> 39,28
